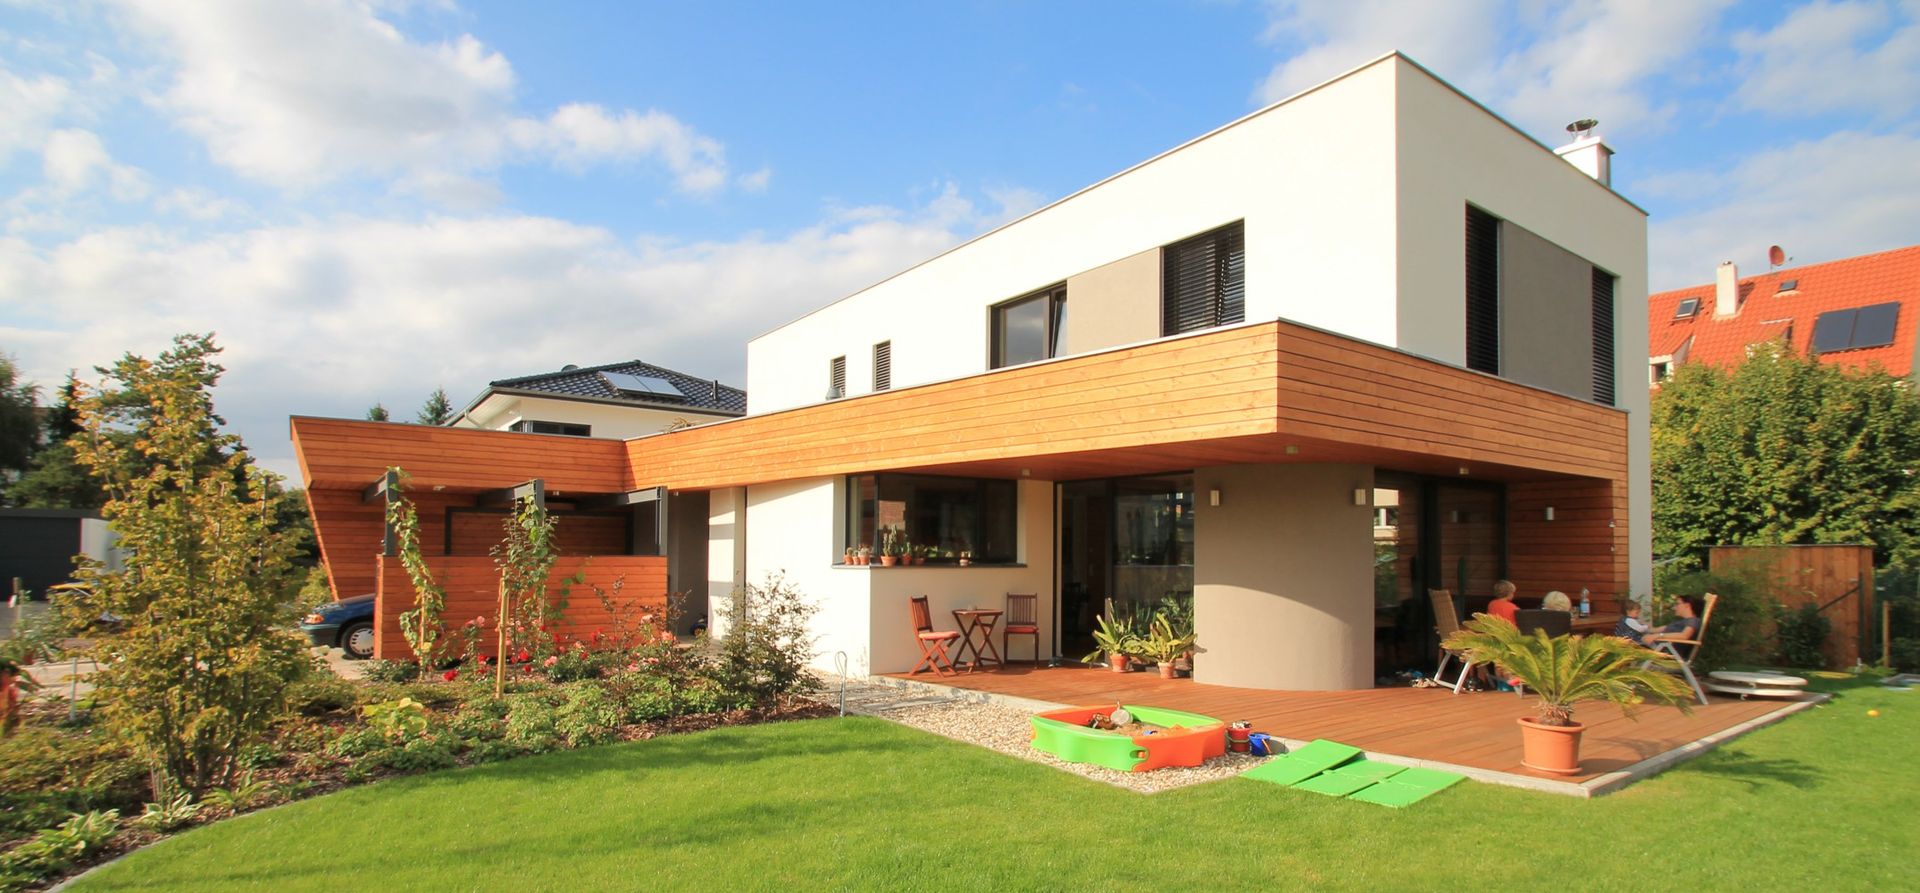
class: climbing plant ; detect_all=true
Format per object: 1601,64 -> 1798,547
490,493 -> 562,694
384,467 -> 448,679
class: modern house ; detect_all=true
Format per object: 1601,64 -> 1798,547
1648,244 -> 1920,386
293,52 -> 1649,691
450,359 -> 745,438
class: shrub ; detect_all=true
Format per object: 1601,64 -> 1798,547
614,673 -> 675,723
711,573 -> 820,706
136,789 -> 200,832
502,692 -> 560,754
362,698 -> 430,743
1656,567 -> 1775,672
555,682 -> 623,747
398,682 -> 464,710
285,676 -> 360,716
202,772 -> 271,812
0,725 -> 144,843
326,727 -> 387,759
0,810 -> 120,893
1891,637 -> 1920,672
543,641 -> 614,683
364,735 -> 458,773
1775,602 -> 1832,669
362,659 -> 422,685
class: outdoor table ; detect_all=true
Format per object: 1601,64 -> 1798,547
1571,614 -> 1621,634
950,608 -> 1004,672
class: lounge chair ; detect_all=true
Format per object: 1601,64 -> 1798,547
1428,589 -> 1478,695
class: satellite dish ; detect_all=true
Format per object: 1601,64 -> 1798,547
1768,245 -> 1786,268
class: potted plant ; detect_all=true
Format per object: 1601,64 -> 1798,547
843,547 -> 854,566
1082,614 -> 1140,672
1135,614 -> 1198,679
878,527 -> 901,567
1442,614 -> 1694,775
958,550 -> 972,567
855,545 -> 870,566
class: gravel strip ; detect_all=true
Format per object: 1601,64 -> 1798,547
879,699 -> 1263,793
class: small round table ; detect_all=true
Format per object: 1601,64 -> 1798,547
1705,670 -> 1809,700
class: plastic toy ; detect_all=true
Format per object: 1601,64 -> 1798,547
1029,704 -> 1227,772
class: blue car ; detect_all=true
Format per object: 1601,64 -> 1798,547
300,594 -> 375,659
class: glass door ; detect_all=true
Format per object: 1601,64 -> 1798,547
1372,473 -> 1505,682
1058,474 -> 1195,660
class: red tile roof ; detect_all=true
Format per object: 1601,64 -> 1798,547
1649,244 -> 1920,382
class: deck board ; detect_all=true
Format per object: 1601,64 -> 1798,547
884,665 -> 1796,783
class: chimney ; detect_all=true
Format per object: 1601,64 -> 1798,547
1554,118 -> 1613,186
1715,261 -> 1740,318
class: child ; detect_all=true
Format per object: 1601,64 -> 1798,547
1487,580 -> 1520,624
1614,600 -> 1649,644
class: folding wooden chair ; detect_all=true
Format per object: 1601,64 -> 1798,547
908,595 -> 961,677
1648,593 -> 1718,706
1002,592 -> 1040,664
1428,589 -> 1478,695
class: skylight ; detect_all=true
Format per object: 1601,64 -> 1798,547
599,371 -> 685,399
1778,279 -> 1799,292
1674,297 -> 1700,319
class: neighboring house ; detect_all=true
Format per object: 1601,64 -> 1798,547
1648,244 -> 1920,386
450,359 -> 745,439
0,508 -> 125,598
293,52 -> 1649,691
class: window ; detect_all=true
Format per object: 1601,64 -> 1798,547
1673,297 -> 1700,319
844,473 -> 1017,564
873,341 -> 892,391
1161,222 -> 1245,336
1592,267 -> 1616,406
1778,279 -> 1799,293
828,355 -> 846,399
1464,205 -> 1500,374
991,284 -> 1067,368
1650,361 -> 1670,384
1811,302 -> 1901,353
510,420 -> 591,437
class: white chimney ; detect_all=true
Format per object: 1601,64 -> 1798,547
1715,261 -> 1740,318
1555,119 -> 1613,186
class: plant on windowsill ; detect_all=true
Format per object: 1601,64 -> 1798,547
879,526 -> 902,567
1082,614 -> 1141,673
1135,614 -> 1198,679
957,551 -> 972,567
1441,614 -> 1694,776
854,545 -> 870,566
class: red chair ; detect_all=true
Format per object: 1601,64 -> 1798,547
1003,592 -> 1039,664
909,596 -> 961,676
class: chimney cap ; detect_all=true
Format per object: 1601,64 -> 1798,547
1565,118 -> 1600,138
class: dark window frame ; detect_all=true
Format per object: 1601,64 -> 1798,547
843,472 -> 1018,565
510,419 -> 592,437
873,341 -> 892,391
1673,297 -> 1699,319
1592,266 -> 1617,406
990,283 -> 1068,369
1464,205 -> 1501,375
1161,221 -> 1246,336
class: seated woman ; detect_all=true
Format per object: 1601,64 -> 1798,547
1539,590 -> 1573,613
1644,596 -> 1702,653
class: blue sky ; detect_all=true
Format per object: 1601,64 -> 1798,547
3,0 -> 1918,481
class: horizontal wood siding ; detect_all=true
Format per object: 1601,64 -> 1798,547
446,511 -> 629,556
1507,478 -> 1629,614
1709,544 -> 1876,669
374,555 -> 667,660
293,417 -> 631,492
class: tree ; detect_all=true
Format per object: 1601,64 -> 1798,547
1652,342 -> 1920,571
365,403 -> 390,422
68,334 -> 306,795
0,354 -> 40,481
6,374 -> 105,510
415,387 -> 453,426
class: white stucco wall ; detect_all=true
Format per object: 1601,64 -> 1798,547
745,56 -> 1402,414
455,394 -> 735,440
1393,60 -> 1652,596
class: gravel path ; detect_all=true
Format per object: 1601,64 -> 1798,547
824,674 -> 1261,793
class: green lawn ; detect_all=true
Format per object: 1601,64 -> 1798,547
71,678 -> 1917,892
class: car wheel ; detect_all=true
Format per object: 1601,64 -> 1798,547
340,622 -> 374,660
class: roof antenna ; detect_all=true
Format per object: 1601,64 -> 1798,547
1767,245 -> 1789,269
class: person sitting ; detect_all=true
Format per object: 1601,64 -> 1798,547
1540,590 -> 1573,614
1644,596 -> 1702,655
1613,600 -> 1649,644
1486,580 -> 1520,625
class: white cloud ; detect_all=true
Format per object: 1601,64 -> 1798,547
1731,0 -> 1920,118
109,0 -> 743,197
41,128 -> 149,200
1255,0 -> 1732,142
1646,130 -> 1920,288
153,187 -> 246,221
0,61 -> 72,159
0,186 -> 1030,481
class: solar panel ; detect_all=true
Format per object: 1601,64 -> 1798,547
1850,302 -> 1900,350
599,371 -> 685,398
1810,309 -> 1859,354
1674,297 -> 1700,319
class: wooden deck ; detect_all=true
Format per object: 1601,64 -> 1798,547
884,665 -> 1814,791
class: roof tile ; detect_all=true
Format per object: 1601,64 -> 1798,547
489,359 -> 746,414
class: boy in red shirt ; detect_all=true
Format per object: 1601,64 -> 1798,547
1487,580 -> 1520,624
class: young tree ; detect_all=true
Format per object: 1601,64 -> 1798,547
384,468 -> 448,678
69,334 -> 306,795
365,403 -> 390,422
415,387 -> 453,426
1653,343 -> 1920,571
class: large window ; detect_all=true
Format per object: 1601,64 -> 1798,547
510,420 -> 591,437
844,473 -> 1017,564
1464,205 -> 1500,374
1161,222 -> 1245,336
991,284 -> 1067,368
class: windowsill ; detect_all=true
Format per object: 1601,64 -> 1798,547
833,563 -> 1027,570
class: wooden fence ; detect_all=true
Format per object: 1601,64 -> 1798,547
1709,544 -> 1875,670
373,555 -> 668,661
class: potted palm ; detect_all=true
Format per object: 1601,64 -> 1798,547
1442,615 -> 1694,775
1082,614 -> 1140,673
1135,614 -> 1198,679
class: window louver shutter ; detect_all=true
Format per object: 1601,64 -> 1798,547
1162,222 -> 1245,336
1591,268 -> 1615,406
829,356 -> 846,397
1464,206 -> 1500,374
873,341 -> 891,391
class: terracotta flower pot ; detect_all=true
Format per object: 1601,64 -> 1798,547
1517,716 -> 1586,775
1108,653 -> 1129,673
1158,662 -> 1177,679
879,555 -> 897,567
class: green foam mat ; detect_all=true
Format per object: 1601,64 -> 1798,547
1380,766 -> 1466,792
1291,772 -> 1376,797
1240,755 -> 1324,787
1347,778 -> 1456,808
1326,759 -> 1405,782
1282,739 -> 1363,773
